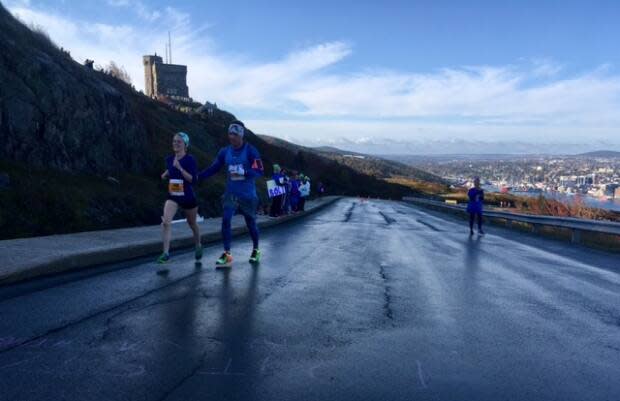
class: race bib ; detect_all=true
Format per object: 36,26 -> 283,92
168,179 -> 184,196
228,164 -> 246,181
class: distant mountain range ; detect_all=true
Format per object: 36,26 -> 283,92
297,138 -> 620,157
259,135 -> 445,184
576,150 -> 620,158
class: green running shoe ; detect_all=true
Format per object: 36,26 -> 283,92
157,252 -> 170,264
249,249 -> 261,264
216,252 -> 233,268
195,244 -> 203,260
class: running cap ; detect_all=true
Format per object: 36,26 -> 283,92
228,122 -> 245,137
176,132 -> 190,147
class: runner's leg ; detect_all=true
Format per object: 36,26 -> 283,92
185,207 -> 201,247
243,213 -> 259,249
162,200 -> 178,254
221,206 -> 235,252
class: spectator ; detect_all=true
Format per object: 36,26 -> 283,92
299,174 -> 311,211
318,181 -> 326,197
269,164 -> 285,217
282,169 -> 291,214
289,171 -> 301,212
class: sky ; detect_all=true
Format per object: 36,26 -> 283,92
4,0 -> 620,154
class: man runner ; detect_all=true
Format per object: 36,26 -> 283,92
467,177 -> 485,236
199,121 -> 264,267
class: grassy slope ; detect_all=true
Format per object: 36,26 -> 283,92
258,134 -> 448,195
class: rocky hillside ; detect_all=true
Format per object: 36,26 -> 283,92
0,3 -> 418,239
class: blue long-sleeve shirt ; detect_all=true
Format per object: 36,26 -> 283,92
467,187 -> 484,213
199,143 -> 263,198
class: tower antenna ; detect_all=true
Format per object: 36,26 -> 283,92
168,31 -> 172,64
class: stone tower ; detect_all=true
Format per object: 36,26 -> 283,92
143,54 -> 162,97
143,54 -> 189,99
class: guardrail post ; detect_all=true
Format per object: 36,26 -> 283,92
571,229 -> 582,244
506,219 -> 512,229
531,223 -> 540,234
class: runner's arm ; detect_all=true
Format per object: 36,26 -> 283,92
161,170 -> 169,180
198,149 -> 225,180
245,147 -> 264,179
176,156 -> 197,183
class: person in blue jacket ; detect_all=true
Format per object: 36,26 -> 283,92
467,177 -> 485,236
289,171 -> 301,212
157,132 -> 202,265
199,121 -> 264,267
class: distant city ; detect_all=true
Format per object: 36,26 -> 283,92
395,152 -> 620,211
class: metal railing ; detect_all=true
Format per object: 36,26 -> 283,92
402,197 -> 620,243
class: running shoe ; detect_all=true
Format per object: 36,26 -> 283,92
157,252 -> 170,264
216,252 -> 233,268
195,244 -> 203,260
249,249 -> 261,264
478,230 -> 485,235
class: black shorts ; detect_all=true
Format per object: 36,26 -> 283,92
167,196 -> 198,210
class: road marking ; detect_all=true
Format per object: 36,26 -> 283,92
197,358 -> 246,376
164,340 -> 183,349
260,356 -> 271,374
416,360 -> 428,389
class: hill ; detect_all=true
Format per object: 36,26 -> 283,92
576,150 -> 620,158
0,3 -> 416,239
259,135 -> 448,193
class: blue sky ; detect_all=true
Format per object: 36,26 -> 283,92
5,0 -> 620,153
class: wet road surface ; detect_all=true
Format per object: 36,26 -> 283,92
0,199 -> 619,401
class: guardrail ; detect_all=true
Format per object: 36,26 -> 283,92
402,197 -> 620,247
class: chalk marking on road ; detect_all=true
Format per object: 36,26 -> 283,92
29,338 -> 48,348
308,363 -> 322,379
198,371 -> 246,376
52,339 -> 74,348
118,341 -> 139,352
62,355 -> 80,366
416,360 -> 428,389
107,365 -> 147,378
197,358 -> 246,376
164,340 -> 183,349
260,356 -> 271,374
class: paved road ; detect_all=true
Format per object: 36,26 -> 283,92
0,199 -> 618,401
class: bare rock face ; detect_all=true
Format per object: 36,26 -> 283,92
0,4 -> 150,175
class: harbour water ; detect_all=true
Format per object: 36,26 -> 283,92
484,186 -> 620,212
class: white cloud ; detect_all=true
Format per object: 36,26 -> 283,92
6,2 -> 620,148
106,0 -> 161,21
